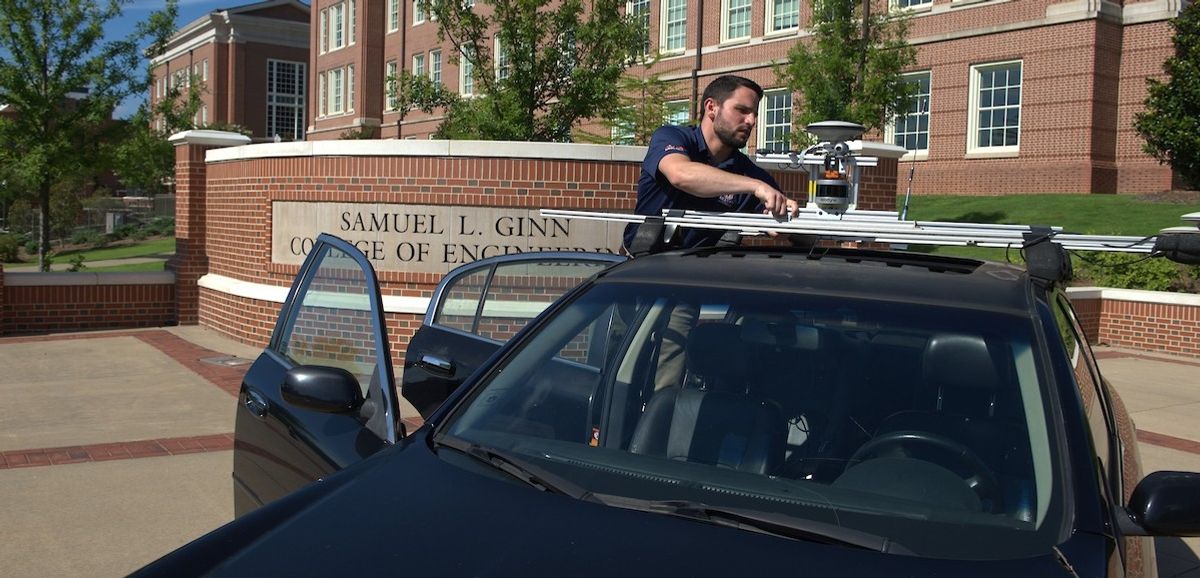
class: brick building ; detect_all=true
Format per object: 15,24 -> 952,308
150,0 -> 310,141
302,0 -> 1185,194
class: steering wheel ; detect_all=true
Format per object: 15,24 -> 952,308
849,430 -> 1004,513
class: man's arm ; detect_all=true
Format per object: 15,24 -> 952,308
658,154 -> 798,218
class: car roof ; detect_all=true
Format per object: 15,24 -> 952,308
597,246 -> 1037,316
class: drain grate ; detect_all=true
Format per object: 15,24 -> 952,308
200,356 -> 253,367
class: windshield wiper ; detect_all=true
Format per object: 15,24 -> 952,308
594,495 -> 912,554
432,434 -> 593,501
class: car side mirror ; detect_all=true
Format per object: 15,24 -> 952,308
282,365 -> 364,413
1121,471 -> 1200,537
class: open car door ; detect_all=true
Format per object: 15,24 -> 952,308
233,234 -> 400,516
402,252 -> 624,419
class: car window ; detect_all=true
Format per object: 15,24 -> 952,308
444,281 -> 1064,560
1052,294 -> 1120,498
274,244 -> 380,397
433,259 -> 613,342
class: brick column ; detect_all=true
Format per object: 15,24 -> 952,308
167,130 -> 251,325
856,142 -> 907,212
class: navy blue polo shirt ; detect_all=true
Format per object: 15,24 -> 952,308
624,125 -> 780,250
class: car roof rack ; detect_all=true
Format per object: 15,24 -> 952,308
540,208 -> 1200,283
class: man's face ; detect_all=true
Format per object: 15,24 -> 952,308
708,86 -> 760,150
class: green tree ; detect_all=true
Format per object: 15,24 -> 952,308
0,0 -> 177,270
420,0 -> 642,142
385,68 -> 458,138
777,0 -> 917,140
578,53 -> 685,145
1134,2 -> 1200,189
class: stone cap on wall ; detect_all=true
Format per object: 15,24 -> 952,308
206,139 -> 649,163
1066,286 -> 1200,306
169,130 -> 254,148
4,272 -> 175,286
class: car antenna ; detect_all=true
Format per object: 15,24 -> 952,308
898,97 -> 929,221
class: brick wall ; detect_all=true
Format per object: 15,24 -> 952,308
1068,288 -> 1200,357
0,272 -> 175,336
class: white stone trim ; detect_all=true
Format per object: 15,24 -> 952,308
197,273 -> 430,314
170,130 -> 253,148
206,139 -> 650,164
1066,286 -> 1200,307
4,272 -> 174,287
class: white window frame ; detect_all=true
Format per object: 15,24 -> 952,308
318,71 -> 327,117
890,0 -> 933,12
660,0 -> 687,55
267,59 -> 307,140
666,99 -> 690,126
431,49 -> 443,84
967,60 -> 1022,156
388,0 -> 399,31
494,37 -> 510,81
887,70 -> 932,160
459,47 -> 475,96
757,88 -> 793,152
765,0 -> 800,35
331,68 -> 345,115
349,0 -> 357,45
332,3 -> 345,50
347,64 -> 355,113
720,0 -> 752,44
626,0 -> 652,56
414,0 -> 426,24
319,9 -> 328,53
202,59 -> 208,82
413,53 -> 426,77
385,61 -> 398,111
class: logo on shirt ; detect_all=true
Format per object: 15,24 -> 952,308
664,144 -> 686,153
718,194 -> 736,206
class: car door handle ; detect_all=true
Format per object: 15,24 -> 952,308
419,354 -> 454,375
244,389 -> 269,419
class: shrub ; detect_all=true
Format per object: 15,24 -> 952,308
24,238 -> 38,255
1073,251 -> 1193,292
0,233 -> 19,262
66,253 -> 86,272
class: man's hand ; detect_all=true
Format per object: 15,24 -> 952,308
754,183 -> 800,220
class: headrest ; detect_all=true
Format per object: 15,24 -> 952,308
922,334 -> 1003,391
686,323 -> 747,391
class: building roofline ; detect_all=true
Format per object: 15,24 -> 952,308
150,0 -> 309,67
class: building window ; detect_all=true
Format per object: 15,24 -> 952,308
889,71 -> 931,155
388,0 -> 399,31
766,0 -> 799,33
385,61 -> 398,111
268,59 -> 306,140
969,60 -> 1022,153
893,0 -> 932,8
628,0 -> 651,55
318,72 -> 327,117
414,0 -> 425,24
660,0 -> 687,54
459,47 -> 475,95
722,0 -> 751,43
320,10 -> 328,53
347,64 -> 355,112
349,0 -> 357,44
495,38 -> 510,80
333,3 -> 345,49
431,49 -> 443,84
413,53 -> 425,76
666,100 -> 690,125
759,89 -> 792,152
202,59 -> 208,82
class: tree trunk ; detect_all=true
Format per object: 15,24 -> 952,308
38,178 -> 50,272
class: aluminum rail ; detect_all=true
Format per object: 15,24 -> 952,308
540,208 -> 1191,253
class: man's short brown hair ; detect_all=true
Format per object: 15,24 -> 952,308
701,75 -> 764,107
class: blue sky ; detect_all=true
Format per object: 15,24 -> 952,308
110,0 -> 243,118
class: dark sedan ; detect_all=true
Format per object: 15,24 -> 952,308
135,233 -> 1200,577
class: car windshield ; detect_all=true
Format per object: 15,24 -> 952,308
442,280 -> 1065,559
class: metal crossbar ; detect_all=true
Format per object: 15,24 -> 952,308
542,208 -> 1200,254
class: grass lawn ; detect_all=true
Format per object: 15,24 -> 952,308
898,194 -> 1200,260
85,261 -> 168,273
51,237 -> 176,261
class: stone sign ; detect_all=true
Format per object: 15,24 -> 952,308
273,202 -> 626,273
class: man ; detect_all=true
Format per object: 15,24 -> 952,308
622,74 -> 799,253
621,75 -> 800,390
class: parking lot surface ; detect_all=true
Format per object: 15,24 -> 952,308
0,327 -> 1197,577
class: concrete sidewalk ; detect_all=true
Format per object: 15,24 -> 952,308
0,328 -> 1198,576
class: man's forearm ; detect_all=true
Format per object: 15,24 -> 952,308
664,161 -> 766,198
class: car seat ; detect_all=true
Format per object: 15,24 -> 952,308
628,323 -> 787,474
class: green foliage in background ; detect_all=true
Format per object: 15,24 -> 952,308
1134,1 -> 1200,188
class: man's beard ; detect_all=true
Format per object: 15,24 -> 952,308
714,112 -> 751,149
